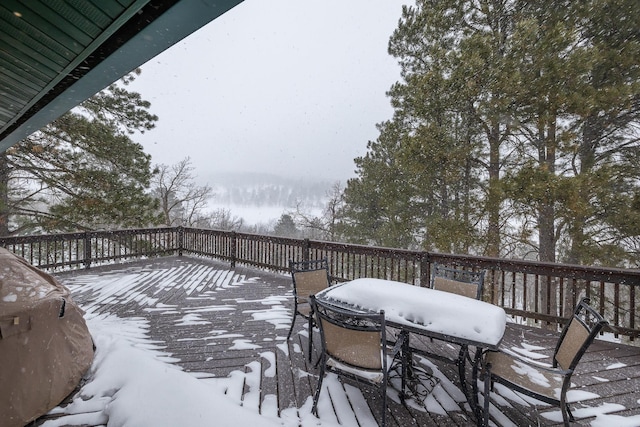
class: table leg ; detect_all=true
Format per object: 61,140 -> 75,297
457,344 -> 469,400
458,344 -> 482,425
396,330 -> 440,404
483,360 -> 491,427
471,348 -> 488,427
400,330 -> 411,401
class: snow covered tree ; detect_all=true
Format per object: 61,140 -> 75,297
273,214 -> 299,238
339,121 -> 422,249
340,0 -> 640,266
502,0 -> 640,266
0,71 -> 162,234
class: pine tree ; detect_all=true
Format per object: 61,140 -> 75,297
341,0 -> 640,266
503,0 -> 640,266
0,71 -> 162,234
340,120 -> 421,249
273,214 -> 299,238
341,1 -> 515,254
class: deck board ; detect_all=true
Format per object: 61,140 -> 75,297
34,256 -> 640,427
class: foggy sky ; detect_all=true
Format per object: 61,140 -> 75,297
128,0 -> 408,184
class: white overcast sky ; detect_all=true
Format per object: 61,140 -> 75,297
128,0 -> 409,183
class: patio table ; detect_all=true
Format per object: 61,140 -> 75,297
314,277 -> 507,426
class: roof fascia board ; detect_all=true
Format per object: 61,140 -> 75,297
0,0 -> 243,152
1,0 -> 151,135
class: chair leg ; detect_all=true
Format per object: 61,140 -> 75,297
381,377 -> 387,427
400,331 -> 410,400
560,380 -> 573,426
567,404 -> 575,422
457,345 -> 469,399
308,314 -> 314,362
286,302 -> 298,340
482,361 -> 492,427
561,396 -> 573,426
312,361 -> 326,417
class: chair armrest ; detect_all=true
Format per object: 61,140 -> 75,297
485,348 -> 572,376
390,335 -> 405,358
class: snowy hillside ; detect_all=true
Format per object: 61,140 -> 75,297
205,172 -> 334,225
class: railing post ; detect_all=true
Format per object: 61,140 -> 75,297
230,231 -> 237,268
83,231 -> 92,269
303,238 -> 310,262
420,251 -> 430,287
177,226 -> 184,256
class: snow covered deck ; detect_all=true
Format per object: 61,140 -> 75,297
36,256 -> 640,427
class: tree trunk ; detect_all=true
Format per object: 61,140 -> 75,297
537,116 -> 557,263
566,113 -> 599,265
537,117 -> 558,322
486,122 -> 502,258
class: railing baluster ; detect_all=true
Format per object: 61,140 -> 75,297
614,282 -> 620,338
630,285 -> 636,341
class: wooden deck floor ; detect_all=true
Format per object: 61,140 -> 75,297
40,256 -> 640,426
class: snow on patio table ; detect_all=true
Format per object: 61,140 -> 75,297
318,278 -> 506,346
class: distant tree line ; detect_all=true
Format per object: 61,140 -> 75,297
217,181 -> 329,208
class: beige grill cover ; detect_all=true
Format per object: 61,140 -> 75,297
0,248 -> 94,427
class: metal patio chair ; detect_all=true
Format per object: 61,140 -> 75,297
310,295 -> 405,427
430,262 -> 485,300
419,263 -> 487,397
482,297 -> 608,426
286,258 -> 331,360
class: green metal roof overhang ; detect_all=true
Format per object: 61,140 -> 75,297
0,0 -> 243,151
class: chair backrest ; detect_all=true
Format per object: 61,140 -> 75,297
430,263 -> 485,300
311,295 -> 386,371
553,297 -> 608,372
290,258 -> 330,303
